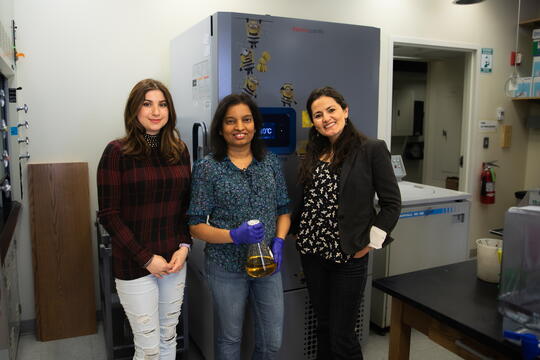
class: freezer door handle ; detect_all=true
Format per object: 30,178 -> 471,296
192,122 -> 208,161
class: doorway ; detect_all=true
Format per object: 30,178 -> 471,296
389,40 -> 478,192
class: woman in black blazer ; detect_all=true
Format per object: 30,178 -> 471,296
292,86 -> 401,360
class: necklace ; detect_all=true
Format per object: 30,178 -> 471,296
143,133 -> 160,149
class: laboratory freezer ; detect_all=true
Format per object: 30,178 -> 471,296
371,182 -> 471,329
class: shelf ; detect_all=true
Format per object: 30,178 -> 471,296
519,17 -> 540,27
512,96 -> 540,101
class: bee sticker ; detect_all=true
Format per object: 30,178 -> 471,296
280,83 -> 298,107
239,48 -> 255,75
243,75 -> 259,98
246,18 -> 262,49
256,51 -> 271,73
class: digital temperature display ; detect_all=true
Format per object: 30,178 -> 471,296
260,124 -> 276,140
258,107 -> 296,154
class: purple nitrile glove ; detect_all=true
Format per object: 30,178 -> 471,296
230,221 -> 265,245
271,237 -> 284,272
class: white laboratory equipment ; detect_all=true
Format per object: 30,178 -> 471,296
371,155 -> 471,330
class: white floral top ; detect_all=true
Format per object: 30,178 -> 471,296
297,161 -> 351,263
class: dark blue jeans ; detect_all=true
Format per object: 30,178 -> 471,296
301,253 -> 369,360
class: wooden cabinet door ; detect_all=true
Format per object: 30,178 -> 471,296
29,162 -> 96,341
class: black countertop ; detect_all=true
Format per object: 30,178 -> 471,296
372,260 -> 521,358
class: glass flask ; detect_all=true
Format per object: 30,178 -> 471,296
245,220 -> 276,278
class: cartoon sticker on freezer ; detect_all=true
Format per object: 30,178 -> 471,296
239,48 -> 255,75
256,51 -> 271,73
246,18 -> 262,48
243,75 -> 259,98
280,83 -> 298,107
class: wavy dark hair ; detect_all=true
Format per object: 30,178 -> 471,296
298,86 -> 367,184
210,93 -> 266,161
120,79 -> 185,164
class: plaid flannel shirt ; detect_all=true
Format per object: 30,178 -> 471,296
97,139 -> 191,280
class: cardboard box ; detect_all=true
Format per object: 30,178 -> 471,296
515,77 -> 532,97
446,176 -> 459,191
500,125 -> 512,148
533,77 -> 540,97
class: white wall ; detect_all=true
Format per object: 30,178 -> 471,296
11,0 -> 535,322
423,56 -> 465,188
520,1 -> 540,190
393,71 -> 427,102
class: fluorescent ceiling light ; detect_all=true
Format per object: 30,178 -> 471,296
453,0 -> 484,4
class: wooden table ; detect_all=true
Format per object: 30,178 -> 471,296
372,260 -> 522,360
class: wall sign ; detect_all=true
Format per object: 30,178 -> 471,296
481,48 -> 493,73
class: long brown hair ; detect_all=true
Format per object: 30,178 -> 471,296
298,86 -> 367,184
121,79 -> 185,163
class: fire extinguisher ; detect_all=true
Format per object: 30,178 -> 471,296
480,161 -> 498,204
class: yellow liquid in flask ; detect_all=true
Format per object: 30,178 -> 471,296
245,256 -> 276,278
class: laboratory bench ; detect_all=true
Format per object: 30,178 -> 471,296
373,260 -> 522,360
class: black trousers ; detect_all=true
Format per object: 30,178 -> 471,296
300,253 -> 369,360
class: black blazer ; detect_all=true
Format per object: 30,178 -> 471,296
291,138 -> 401,255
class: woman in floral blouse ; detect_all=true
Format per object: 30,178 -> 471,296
188,93 -> 290,360
292,86 -> 401,360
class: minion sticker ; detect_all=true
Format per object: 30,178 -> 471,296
246,18 -> 262,48
239,48 -> 255,75
280,83 -> 298,107
256,51 -> 271,73
243,75 -> 259,98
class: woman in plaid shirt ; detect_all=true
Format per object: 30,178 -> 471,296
97,79 -> 191,360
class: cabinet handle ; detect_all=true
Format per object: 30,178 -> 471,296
2,150 -> 9,168
17,137 -> 29,145
17,120 -> 29,129
1,179 -> 11,196
16,104 -> 28,113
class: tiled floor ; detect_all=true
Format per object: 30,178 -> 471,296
17,323 -> 461,360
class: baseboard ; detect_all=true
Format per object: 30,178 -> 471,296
20,319 -> 35,335
20,311 -> 103,336
369,321 -> 389,335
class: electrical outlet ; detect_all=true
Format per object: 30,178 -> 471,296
496,107 -> 505,121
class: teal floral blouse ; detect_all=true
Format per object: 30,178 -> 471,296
188,152 -> 290,272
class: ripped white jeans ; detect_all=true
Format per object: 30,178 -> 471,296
115,268 -> 186,360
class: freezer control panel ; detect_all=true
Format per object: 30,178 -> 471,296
259,107 -> 296,155
391,155 -> 407,181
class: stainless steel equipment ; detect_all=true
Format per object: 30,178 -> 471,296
171,12 -> 380,359
499,206 -> 540,335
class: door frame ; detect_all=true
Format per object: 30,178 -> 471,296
386,36 -> 480,194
